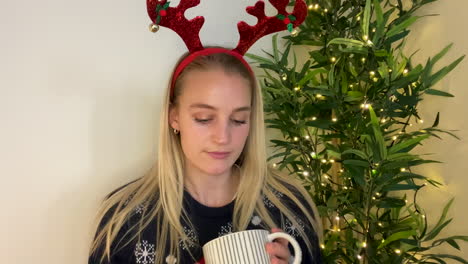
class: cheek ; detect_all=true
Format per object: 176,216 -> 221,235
234,125 -> 251,145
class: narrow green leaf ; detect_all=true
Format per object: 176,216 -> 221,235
378,230 -> 417,249
432,112 -> 440,127
297,69 -> 327,86
425,254 -> 468,263
369,106 -> 387,161
377,197 -> 407,209
425,89 -> 455,97
382,183 -> 420,191
387,16 -> 419,38
272,34 -> 279,63
388,135 -> 429,154
327,38 -> 365,47
362,0 -> 371,38
245,53 -> 274,65
447,239 -> 461,250
429,55 -> 465,86
435,198 -> 454,232
343,159 -> 369,167
342,149 -> 368,160
432,43 -> 454,66
372,0 -> 385,43
425,219 -> 453,241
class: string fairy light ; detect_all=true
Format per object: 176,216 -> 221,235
291,28 -> 299,37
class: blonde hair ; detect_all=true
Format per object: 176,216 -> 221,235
89,50 -> 323,263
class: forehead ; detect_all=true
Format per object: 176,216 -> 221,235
178,69 -> 252,110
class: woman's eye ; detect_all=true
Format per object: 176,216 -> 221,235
232,119 -> 247,125
194,118 -> 211,124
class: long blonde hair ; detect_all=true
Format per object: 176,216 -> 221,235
89,50 -> 323,263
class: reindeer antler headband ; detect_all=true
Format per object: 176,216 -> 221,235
146,0 -> 307,96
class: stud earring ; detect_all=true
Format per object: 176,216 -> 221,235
173,129 -> 179,135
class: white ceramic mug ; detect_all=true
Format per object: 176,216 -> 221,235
202,229 -> 302,264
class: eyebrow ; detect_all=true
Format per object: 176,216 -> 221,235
189,103 -> 251,112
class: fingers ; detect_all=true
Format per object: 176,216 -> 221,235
266,228 -> 291,264
270,228 -> 289,248
266,241 -> 290,261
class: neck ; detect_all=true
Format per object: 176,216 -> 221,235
184,166 -> 239,207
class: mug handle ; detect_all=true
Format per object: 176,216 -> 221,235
267,232 -> 302,264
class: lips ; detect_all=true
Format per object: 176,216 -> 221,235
207,151 -> 230,159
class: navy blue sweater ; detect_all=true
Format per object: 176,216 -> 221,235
89,188 -> 322,264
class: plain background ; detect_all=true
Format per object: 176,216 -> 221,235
1,0 -> 466,263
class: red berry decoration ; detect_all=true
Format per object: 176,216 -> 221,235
160,9 -> 167,16
283,17 -> 291,24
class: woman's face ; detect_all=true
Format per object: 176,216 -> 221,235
170,68 -> 252,177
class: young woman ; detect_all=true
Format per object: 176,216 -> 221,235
88,48 -> 323,264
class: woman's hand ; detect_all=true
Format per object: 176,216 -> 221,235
265,228 -> 291,264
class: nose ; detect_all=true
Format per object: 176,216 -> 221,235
212,119 -> 231,145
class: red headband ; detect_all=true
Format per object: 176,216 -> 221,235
146,0 -> 308,96
170,48 -> 254,97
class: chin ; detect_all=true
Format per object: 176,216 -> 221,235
203,163 -> 233,176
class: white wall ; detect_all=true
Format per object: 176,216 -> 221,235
0,0 -> 466,263
407,0 -> 468,259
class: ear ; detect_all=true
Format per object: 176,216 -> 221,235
169,105 -> 180,131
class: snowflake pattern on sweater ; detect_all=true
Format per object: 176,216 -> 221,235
89,188 -> 322,264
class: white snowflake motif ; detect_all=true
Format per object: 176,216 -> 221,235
179,225 -> 198,251
134,202 -> 147,215
283,218 -> 305,238
124,193 -> 147,215
251,215 -> 262,226
165,255 -> 177,264
134,240 -> 156,264
262,189 -> 284,208
218,222 -> 233,237
262,195 -> 275,208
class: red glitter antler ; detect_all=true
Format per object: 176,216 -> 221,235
234,0 -> 307,54
147,0 -> 205,53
